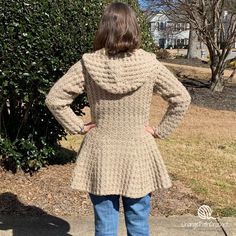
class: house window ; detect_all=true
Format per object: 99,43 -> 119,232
176,23 -> 181,31
176,38 -> 184,45
160,22 -> 165,30
150,22 -> 155,32
159,38 -> 165,48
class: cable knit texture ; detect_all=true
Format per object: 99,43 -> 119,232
45,47 -> 191,198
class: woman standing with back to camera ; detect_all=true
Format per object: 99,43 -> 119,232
45,1 -> 191,235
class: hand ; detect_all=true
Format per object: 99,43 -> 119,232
83,122 -> 97,133
144,125 -> 159,138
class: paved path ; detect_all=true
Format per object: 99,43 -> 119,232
0,214 -> 235,236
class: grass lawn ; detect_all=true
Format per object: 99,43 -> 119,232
159,135 -> 236,217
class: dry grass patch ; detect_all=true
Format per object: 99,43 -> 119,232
157,135 -> 236,212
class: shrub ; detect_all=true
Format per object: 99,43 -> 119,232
228,57 -> 236,69
154,48 -> 172,59
0,0 -> 101,173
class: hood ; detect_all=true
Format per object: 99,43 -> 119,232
81,48 -> 157,94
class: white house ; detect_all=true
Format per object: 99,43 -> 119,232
147,13 -> 190,49
146,11 -> 236,50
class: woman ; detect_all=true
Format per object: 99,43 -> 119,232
45,2 -> 191,235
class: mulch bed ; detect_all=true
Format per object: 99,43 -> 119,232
181,78 -> 236,112
160,58 -> 211,68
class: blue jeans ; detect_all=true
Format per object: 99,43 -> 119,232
88,192 -> 152,236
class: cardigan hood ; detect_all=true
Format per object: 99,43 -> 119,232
81,48 -> 157,94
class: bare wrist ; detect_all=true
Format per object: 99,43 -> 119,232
79,125 -> 86,134
152,126 -> 160,138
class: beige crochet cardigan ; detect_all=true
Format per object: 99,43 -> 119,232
45,48 -> 191,198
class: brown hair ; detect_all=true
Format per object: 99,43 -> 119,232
93,1 -> 141,56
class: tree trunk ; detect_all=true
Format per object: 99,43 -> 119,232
187,25 -> 199,59
210,74 -> 224,92
210,61 -> 225,92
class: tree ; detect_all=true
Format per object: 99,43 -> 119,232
145,0 -> 236,92
186,25 -> 199,58
143,0 -> 236,91
143,1 -> 200,57
177,0 -> 236,92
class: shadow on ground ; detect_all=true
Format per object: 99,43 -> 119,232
0,192 -> 72,236
49,146 -> 77,165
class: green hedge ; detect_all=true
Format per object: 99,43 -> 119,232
0,0 -> 155,173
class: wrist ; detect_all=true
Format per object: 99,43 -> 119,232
152,126 -> 159,138
79,125 -> 86,134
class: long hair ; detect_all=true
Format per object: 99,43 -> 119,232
93,2 -> 141,56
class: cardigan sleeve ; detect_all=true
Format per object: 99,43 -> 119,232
153,59 -> 191,139
45,60 -> 86,135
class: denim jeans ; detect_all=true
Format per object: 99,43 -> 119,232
88,192 -> 152,236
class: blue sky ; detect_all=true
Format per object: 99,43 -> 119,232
138,0 -> 148,10
138,0 -> 161,12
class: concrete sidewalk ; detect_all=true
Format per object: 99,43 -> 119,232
0,214 -> 235,236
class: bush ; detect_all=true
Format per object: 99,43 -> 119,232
0,0 -> 101,173
0,0 -> 155,173
154,48 -> 172,59
228,57 -> 236,69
